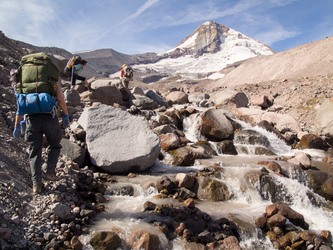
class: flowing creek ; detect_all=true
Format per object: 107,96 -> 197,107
82,108 -> 333,249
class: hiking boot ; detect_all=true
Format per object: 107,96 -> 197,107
45,172 -> 59,181
33,184 -> 42,194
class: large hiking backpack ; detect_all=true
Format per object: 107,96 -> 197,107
15,52 -> 59,96
65,54 -> 82,71
15,52 -> 59,116
124,66 -> 133,79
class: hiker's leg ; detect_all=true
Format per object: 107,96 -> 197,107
43,116 -> 62,174
25,115 -> 44,186
124,80 -> 129,88
71,74 -> 77,86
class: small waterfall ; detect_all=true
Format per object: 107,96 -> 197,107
233,119 -> 292,156
183,113 -> 207,142
183,112 -> 293,156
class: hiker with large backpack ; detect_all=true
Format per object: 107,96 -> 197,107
120,64 -> 133,88
64,55 -> 89,89
13,52 -> 69,194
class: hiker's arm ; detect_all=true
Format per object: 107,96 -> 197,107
55,81 -> 68,115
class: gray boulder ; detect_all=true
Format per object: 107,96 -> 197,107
78,105 -> 160,173
145,90 -> 169,107
129,94 -> 157,110
60,138 -> 86,167
316,98 -> 333,146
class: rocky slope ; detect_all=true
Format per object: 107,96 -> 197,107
209,36 -> 333,88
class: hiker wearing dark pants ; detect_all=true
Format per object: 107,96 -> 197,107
13,81 -> 69,194
25,113 -> 62,188
64,57 -> 89,89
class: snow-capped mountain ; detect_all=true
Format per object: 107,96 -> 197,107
121,21 -> 274,82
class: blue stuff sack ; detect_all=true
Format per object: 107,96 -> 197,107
16,93 -> 57,116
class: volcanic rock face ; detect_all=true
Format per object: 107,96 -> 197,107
166,21 -> 274,58
130,21 -> 274,82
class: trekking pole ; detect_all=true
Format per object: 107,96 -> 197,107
70,64 -> 74,88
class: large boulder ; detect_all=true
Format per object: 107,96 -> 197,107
129,94 -> 157,110
78,105 -> 161,173
64,89 -> 81,107
145,90 -> 169,108
199,109 -> 235,140
60,138 -> 86,167
316,98 -> 333,146
210,89 -> 248,111
165,91 -> 189,104
91,85 -> 123,105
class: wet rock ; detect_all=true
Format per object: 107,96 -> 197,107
176,173 -> 196,189
199,109 -> 234,140
294,151 -> 312,169
266,204 -> 278,217
298,133 -> 327,149
143,201 -> 156,211
129,230 -> 161,250
222,235 -> 241,250
178,187 -> 196,200
196,176 -> 233,201
299,230 -> 316,242
267,161 -> 283,175
257,120 -> 285,141
255,215 -> 267,229
89,231 -> 121,250
167,145 -> 211,166
215,140 -> 237,155
164,108 -> 184,130
156,176 -> 176,194
183,198 -> 196,209
267,213 -> 286,229
70,235 -> 83,250
159,132 -> 181,151
234,129 -> 270,147
275,202 -> 309,230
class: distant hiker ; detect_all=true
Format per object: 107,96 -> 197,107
64,55 -> 89,89
13,52 -> 69,194
120,64 -> 133,88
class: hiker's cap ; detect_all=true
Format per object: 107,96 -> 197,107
122,64 -> 126,68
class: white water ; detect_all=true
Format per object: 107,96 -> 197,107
82,109 -> 333,249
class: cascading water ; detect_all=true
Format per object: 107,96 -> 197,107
82,109 -> 333,249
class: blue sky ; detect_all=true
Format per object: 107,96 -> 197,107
0,0 -> 332,55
